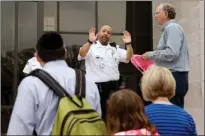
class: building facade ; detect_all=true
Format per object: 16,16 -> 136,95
1,1 -> 204,135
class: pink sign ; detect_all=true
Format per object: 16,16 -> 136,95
131,54 -> 154,74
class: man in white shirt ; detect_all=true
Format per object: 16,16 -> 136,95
78,25 -> 134,120
7,32 -> 101,135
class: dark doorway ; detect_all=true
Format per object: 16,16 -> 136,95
119,1 -> 153,103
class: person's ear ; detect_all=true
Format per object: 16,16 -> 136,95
164,11 -> 168,19
35,52 -> 41,63
34,52 -> 37,58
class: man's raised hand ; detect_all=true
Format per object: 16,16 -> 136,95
122,30 -> 131,44
89,27 -> 98,43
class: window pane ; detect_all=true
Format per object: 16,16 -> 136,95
44,1 -> 57,31
18,2 -> 37,51
1,1 -> 15,106
1,2 -> 15,57
59,2 -> 95,32
1,2 -> 15,133
18,2 -> 38,101
98,2 -> 126,33
61,34 -> 125,48
61,34 -> 88,46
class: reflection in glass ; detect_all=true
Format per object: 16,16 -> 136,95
110,35 -> 125,49
1,1 -> 15,106
17,2 -> 38,86
18,2 -> 37,51
44,1 -> 57,31
61,34 -> 88,46
98,1 -> 126,33
59,1 -> 95,32
1,2 -> 15,133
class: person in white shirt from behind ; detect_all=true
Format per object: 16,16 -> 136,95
78,25 -> 134,121
8,32 -> 101,135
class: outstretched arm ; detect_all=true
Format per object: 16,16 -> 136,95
125,44 -> 134,61
122,30 -> 134,61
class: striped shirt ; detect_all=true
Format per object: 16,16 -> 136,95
145,104 -> 197,135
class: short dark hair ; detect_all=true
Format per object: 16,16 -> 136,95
36,32 -> 65,62
162,3 -> 176,19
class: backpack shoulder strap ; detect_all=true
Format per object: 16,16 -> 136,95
74,69 -> 86,98
29,69 -> 72,99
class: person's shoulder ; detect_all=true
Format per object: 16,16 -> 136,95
145,103 -> 161,109
61,67 -> 76,80
20,74 -> 42,87
181,108 -> 195,120
27,57 -> 38,63
67,66 -> 76,73
172,107 -> 196,124
17,75 -> 43,96
146,104 -> 193,116
166,22 -> 183,31
145,104 -> 179,111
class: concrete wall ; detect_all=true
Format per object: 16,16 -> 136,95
152,0 -> 204,135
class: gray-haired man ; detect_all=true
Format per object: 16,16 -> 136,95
142,3 -> 189,109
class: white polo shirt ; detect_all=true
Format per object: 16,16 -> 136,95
78,40 -> 129,83
23,57 -> 42,74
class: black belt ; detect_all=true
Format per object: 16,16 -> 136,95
95,80 -> 119,92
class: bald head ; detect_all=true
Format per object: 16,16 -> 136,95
98,25 -> 112,45
99,25 -> 112,33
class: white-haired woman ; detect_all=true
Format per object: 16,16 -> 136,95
141,64 -> 197,135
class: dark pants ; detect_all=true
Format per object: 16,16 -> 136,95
96,81 -> 119,122
170,72 -> 189,108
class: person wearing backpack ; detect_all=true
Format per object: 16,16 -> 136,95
7,32 -> 106,135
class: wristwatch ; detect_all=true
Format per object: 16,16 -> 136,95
88,39 -> 93,44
